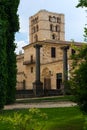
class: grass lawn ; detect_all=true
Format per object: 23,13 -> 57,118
16,95 -> 75,104
0,107 -> 85,130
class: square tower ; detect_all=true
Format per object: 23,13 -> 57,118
29,10 -> 65,43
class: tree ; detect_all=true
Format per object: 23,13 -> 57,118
5,0 -> 20,104
70,0 -> 87,113
0,0 -> 20,108
77,0 -> 87,42
76,0 -> 87,7
70,45 -> 87,112
0,3 -> 8,109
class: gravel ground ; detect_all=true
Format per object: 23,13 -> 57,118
4,101 -> 77,110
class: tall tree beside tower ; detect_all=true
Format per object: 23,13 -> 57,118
5,0 -> 20,104
70,0 -> 87,113
0,2 -> 8,109
0,0 -> 20,108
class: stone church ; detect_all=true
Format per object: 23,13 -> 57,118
16,10 -> 81,96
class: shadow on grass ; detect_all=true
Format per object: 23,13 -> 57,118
47,118 -> 84,130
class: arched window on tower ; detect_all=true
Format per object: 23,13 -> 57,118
57,17 -> 61,24
50,24 -> 53,31
56,25 -> 60,32
52,16 -> 57,23
52,34 -> 56,39
49,16 -> 51,21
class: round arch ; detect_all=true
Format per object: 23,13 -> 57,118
41,67 -> 51,90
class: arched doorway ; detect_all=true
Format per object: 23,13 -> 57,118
42,67 -> 51,90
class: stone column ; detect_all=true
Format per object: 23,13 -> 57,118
61,46 -> 69,94
33,44 -> 43,96
61,46 -> 69,82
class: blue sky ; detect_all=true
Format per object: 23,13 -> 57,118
15,0 -> 86,53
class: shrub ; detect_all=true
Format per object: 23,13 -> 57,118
0,108 -> 48,130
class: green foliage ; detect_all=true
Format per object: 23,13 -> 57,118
4,0 -> 20,104
6,41 -> 17,104
16,95 -> 74,104
84,27 -> 87,42
0,108 -> 47,130
0,4 -> 8,109
63,81 -> 72,95
77,0 -> 87,42
0,107 -> 84,130
77,0 -> 87,7
70,45 -> 87,113
0,0 -> 20,107
83,117 -> 87,130
69,0 -> 87,113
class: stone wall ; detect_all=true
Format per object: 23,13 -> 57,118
16,41 -> 75,90
16,10 -> 81,92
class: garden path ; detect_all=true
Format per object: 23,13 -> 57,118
4,101 -> 77,110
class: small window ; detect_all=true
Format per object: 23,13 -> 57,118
56,73 -> 62,89
52,16 -> 56,22
51,47 -> 56,58
31,55 -> 33,62
56,25 -> 60,32
36,25 -> 39,32
49,16 -> 51,21
57,17 -> 61,23
52,34 -> 56,39
71,49 -> 76,55
50,24 -> 53,31
31,67 -> 33,73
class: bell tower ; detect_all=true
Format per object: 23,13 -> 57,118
29,10 -> 65,43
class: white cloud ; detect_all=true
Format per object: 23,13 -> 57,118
15,40 -> 28,54
19,17 -> 29,33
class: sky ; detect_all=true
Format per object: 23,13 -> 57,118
15,0 -> 86,54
